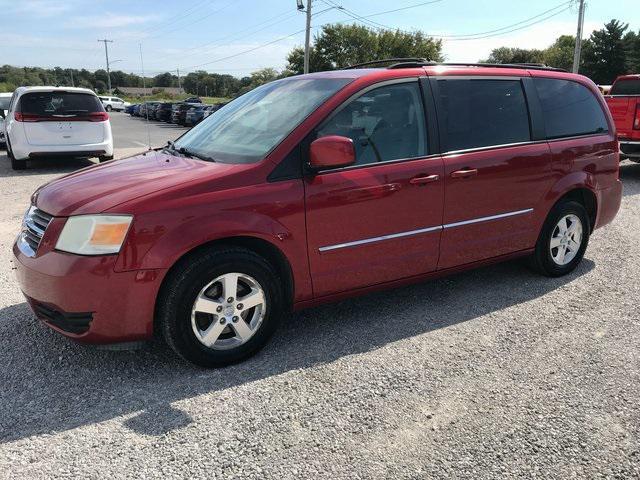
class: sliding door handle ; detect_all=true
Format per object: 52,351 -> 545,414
409,174 -> 440,185
451,168 -> 478,179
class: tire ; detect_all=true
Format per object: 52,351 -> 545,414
530,200 -> 590,277
158,246 -> 284,367
7,140 -> 26,170
98,155 -> 114,163
105,105 -> 112,112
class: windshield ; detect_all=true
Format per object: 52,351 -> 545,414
610,79 -> 640,96
174,77 -> 352,164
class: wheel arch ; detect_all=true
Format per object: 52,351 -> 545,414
153,235 -> 295,334
552,187 -> 597,233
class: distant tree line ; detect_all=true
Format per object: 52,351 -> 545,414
483,20 -> 640,84
1,20 -> 638,97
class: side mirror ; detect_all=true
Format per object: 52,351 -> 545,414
309,135 -> 355,170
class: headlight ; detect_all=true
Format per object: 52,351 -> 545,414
55,215 -> 133,255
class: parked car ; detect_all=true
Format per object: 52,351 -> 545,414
99,96 -> 130,112
5,86 -> 113,170
171,102 -> 198,125
0,92 -> 11,147
13,62 -> 622,367
139,101 -> 159,119
605,74 -> 640,160
156,102 -> 174,122
184,105 -> 211,126
184,96 -> 202,103
124,103 -> 137,115
132,104 -> 141,116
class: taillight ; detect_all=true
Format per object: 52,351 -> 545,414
14,112 -> 42,122
88,111 -> 109,122
634,104 -> 640,130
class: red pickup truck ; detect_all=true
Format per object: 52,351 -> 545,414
605,74 -> 640,160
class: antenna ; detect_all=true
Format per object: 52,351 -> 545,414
139,43 -> 152,151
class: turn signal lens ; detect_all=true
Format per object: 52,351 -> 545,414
56,215 -> 133,255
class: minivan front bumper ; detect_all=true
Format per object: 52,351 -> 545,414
12,242 -> 166,344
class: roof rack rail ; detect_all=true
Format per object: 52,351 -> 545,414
344,58 -> 428,69
387,61 -> 567,72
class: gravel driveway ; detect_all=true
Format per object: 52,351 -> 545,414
0,124 -> 638,478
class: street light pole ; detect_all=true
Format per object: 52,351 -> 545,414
98,39 -> 114,93
572,0 -> 585,74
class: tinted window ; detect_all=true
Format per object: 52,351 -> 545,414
534,78 -> 608,139
436,79 -> 530,152
19,92 -> 103,116
610,79 -> 640,96
317,82 -> 427,166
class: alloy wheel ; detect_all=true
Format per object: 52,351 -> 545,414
190,272 -> 266,350
549,214 -> 583,266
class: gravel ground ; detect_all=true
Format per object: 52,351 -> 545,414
0,117 -> 639,478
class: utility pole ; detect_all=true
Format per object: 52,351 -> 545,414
69,69 -> 74,87
177,68 -> 182,93
304,0 -> 312,74
98,39 -> 114,93
572,0 -> 585,73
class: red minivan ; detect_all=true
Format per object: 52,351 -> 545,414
13,61 -> 622,367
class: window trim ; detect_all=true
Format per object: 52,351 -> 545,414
307,77 -> 433,175
430,75 -> 534,155
532,76 -> 610,140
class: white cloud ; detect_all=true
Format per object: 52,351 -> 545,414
9,0 -> 75,17
66,13 -> 161,29
440,20 -> 601,62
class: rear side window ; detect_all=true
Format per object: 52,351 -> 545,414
534,78 -> 608,139
610,79 -> 640,96
316,81 -> 427,166
435,79 -> 531,152
19,92 -> 104,116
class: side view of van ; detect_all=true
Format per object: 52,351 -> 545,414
13,61 -> 622,367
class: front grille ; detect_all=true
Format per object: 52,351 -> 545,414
20,207 -> 53,256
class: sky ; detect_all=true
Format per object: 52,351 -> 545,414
0,0 -> 637,77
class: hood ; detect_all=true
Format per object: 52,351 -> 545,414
34,150 -> 242,216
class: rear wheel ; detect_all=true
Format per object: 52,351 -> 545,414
7,141 -> 26,170
105,105 -> 112,112
530,200 -> 589,277
158,246 -> 284,367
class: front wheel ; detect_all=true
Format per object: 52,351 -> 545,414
530,200 -> 590,277
158,246 -> 284,367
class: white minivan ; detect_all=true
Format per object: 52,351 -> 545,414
4,87 -> 113,170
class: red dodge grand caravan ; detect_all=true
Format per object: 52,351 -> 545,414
13,61 -> 622,367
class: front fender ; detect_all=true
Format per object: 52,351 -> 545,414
112,179 -> 312,301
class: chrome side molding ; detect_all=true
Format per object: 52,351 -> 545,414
319,208 -> 533,252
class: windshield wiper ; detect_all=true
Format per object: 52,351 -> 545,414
164,142 -> 215,162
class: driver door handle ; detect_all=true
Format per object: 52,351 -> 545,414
451,168 -> 478,179
409,174 -> 440,185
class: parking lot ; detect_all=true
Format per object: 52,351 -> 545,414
0,113 -> 639,478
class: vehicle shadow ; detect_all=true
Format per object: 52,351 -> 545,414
620,161 -> 640,197
0,155 -> 95,178
0,257 -> 595,442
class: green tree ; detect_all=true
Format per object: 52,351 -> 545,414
286,23 -> 443,74
543,35 -> 577,71
582,19 -> 628,84
482,47 -> 545,64
624,30 -> 640,72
